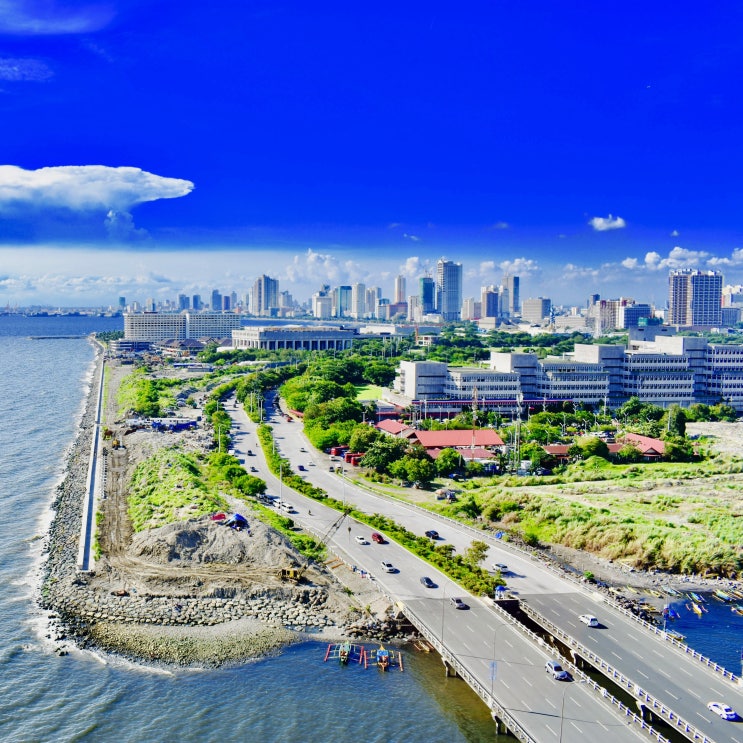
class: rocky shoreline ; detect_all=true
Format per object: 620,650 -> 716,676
38,346 -> 410,667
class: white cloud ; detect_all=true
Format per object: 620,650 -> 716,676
403,233 -> 421,242
283,248 -> 363,286
0,57 -> 53,81
670,229 -> 679,237
486,221 -> 509,230
588,214 -> 626,231
621,257 -> 639,269
499,257 -> 538,275
0,165 -> 194,212
399,256 -> 430,278
0,0 -> 113,35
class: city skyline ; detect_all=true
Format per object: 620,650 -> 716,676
2,4 -> 743,305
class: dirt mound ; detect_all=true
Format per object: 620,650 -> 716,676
129,516 -> 303,569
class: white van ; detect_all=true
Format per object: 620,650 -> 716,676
279,502 -> 294,514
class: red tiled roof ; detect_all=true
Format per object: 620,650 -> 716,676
376,420 -> 411,436
427,447 -> 496,460
414,429 -> 504,448
624,433 -> 665,455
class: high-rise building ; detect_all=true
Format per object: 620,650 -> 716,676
177,294 -> 190,311
210,289 -> 222,311
394,275 -> 406,304
436,259 -> 462,321
365,286 -> 381,319
252,275 -> 279,316
501,275 -> 520,316
351,283 -> 366,319
521,297 -> 551,324
419,277 -> 436,314
118,296 -> 126,311
222,295 -> 231,311
192,294 -> 202,311
668,269 -> 723,327
481,285 -> 500,318
334,285 -> 352,317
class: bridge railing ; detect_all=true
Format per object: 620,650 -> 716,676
345,475 -> 739,685
518,601 -> 714,743
401,603 -> 538,743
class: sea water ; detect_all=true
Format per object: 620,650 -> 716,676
0,315 -> 495,743
1,315 -> 740,743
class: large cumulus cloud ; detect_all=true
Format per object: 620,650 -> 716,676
0,165 -> 193,212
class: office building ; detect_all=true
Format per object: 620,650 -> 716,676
481,286 -> 500,318
351,283 -> 366,319
394,275 -> 406,304
252,275 -> 279,316
521,297 -> 551,324
668,269 -> 722,327
124,311 -> 241,342
232,325 -> 356,351
419,276 -> 436,314
501,275 -> 520,316
192,294 -> 202,311
436,259 -> 462,321
177,294 -> 190,311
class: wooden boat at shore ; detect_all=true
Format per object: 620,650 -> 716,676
714,590 -> 733,602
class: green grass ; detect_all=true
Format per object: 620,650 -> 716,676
355,384 -> 383,401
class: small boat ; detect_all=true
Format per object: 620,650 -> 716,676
324,642 -> 368,667
663,605 -> 681,620
731,605 -> 743,616
665,629 -> 686,642
689,602 -> 703,617
714,590 -> 733,602
662,585 -> 681,597
689,592 -> 706,603
375,645 -> 404,672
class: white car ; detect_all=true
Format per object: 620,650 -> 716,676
707,702 -> 737,720
354,535 -> 368,545
579,614 -> 599,627
381,561 -> 396,573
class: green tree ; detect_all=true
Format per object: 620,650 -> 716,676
463,540 -> 489,568
579,436 -> 610,459
360,438 -> 407,473
616,443 -> 643,463
663,404 -> 687,438
349,424 -> 380,453
435,448 -> 464,475
390,455 -> 436,484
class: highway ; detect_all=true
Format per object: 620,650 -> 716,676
242,395 -> 743,743
225,396 -> 657,742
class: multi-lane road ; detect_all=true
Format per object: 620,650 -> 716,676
226,393 -> 743,743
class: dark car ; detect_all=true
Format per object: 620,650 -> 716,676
450,597 -> 468,610
424,530 -> 440,540
371,532 -> 385,544
298,464 -> 306,471
420,576 -> 436,588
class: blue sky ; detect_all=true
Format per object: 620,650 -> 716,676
2,1 -> 743,308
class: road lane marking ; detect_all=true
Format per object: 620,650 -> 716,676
611,651 -> 623,660
637,670 -> 648,679
688,689 -> 701,700
570,722 -> 583,734
545,697 -> 556,709
665,690 -> 678,700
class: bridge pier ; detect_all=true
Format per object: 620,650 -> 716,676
442,659 -> 458,677
491,713 -> 510,735
636,700 -> 648,721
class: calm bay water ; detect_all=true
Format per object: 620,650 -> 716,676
1,314 -> 740,743
0,315 -> 494,743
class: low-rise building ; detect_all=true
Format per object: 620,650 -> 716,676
231,325 -> 356,351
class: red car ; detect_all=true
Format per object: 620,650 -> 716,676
371,532 -> 385,544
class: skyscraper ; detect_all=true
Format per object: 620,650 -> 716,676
351,283 -> 366,319
192,294 -> 202,311
252,275 -> 279,316
178,294 -> 190,311
436,259 -> 462,321
419,277 -> 436,314
501,274 -> 520,316
394,275 -> 406,304
210,289 -> 222,311
668,269 -> 722,327
481,285 -> 500,318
